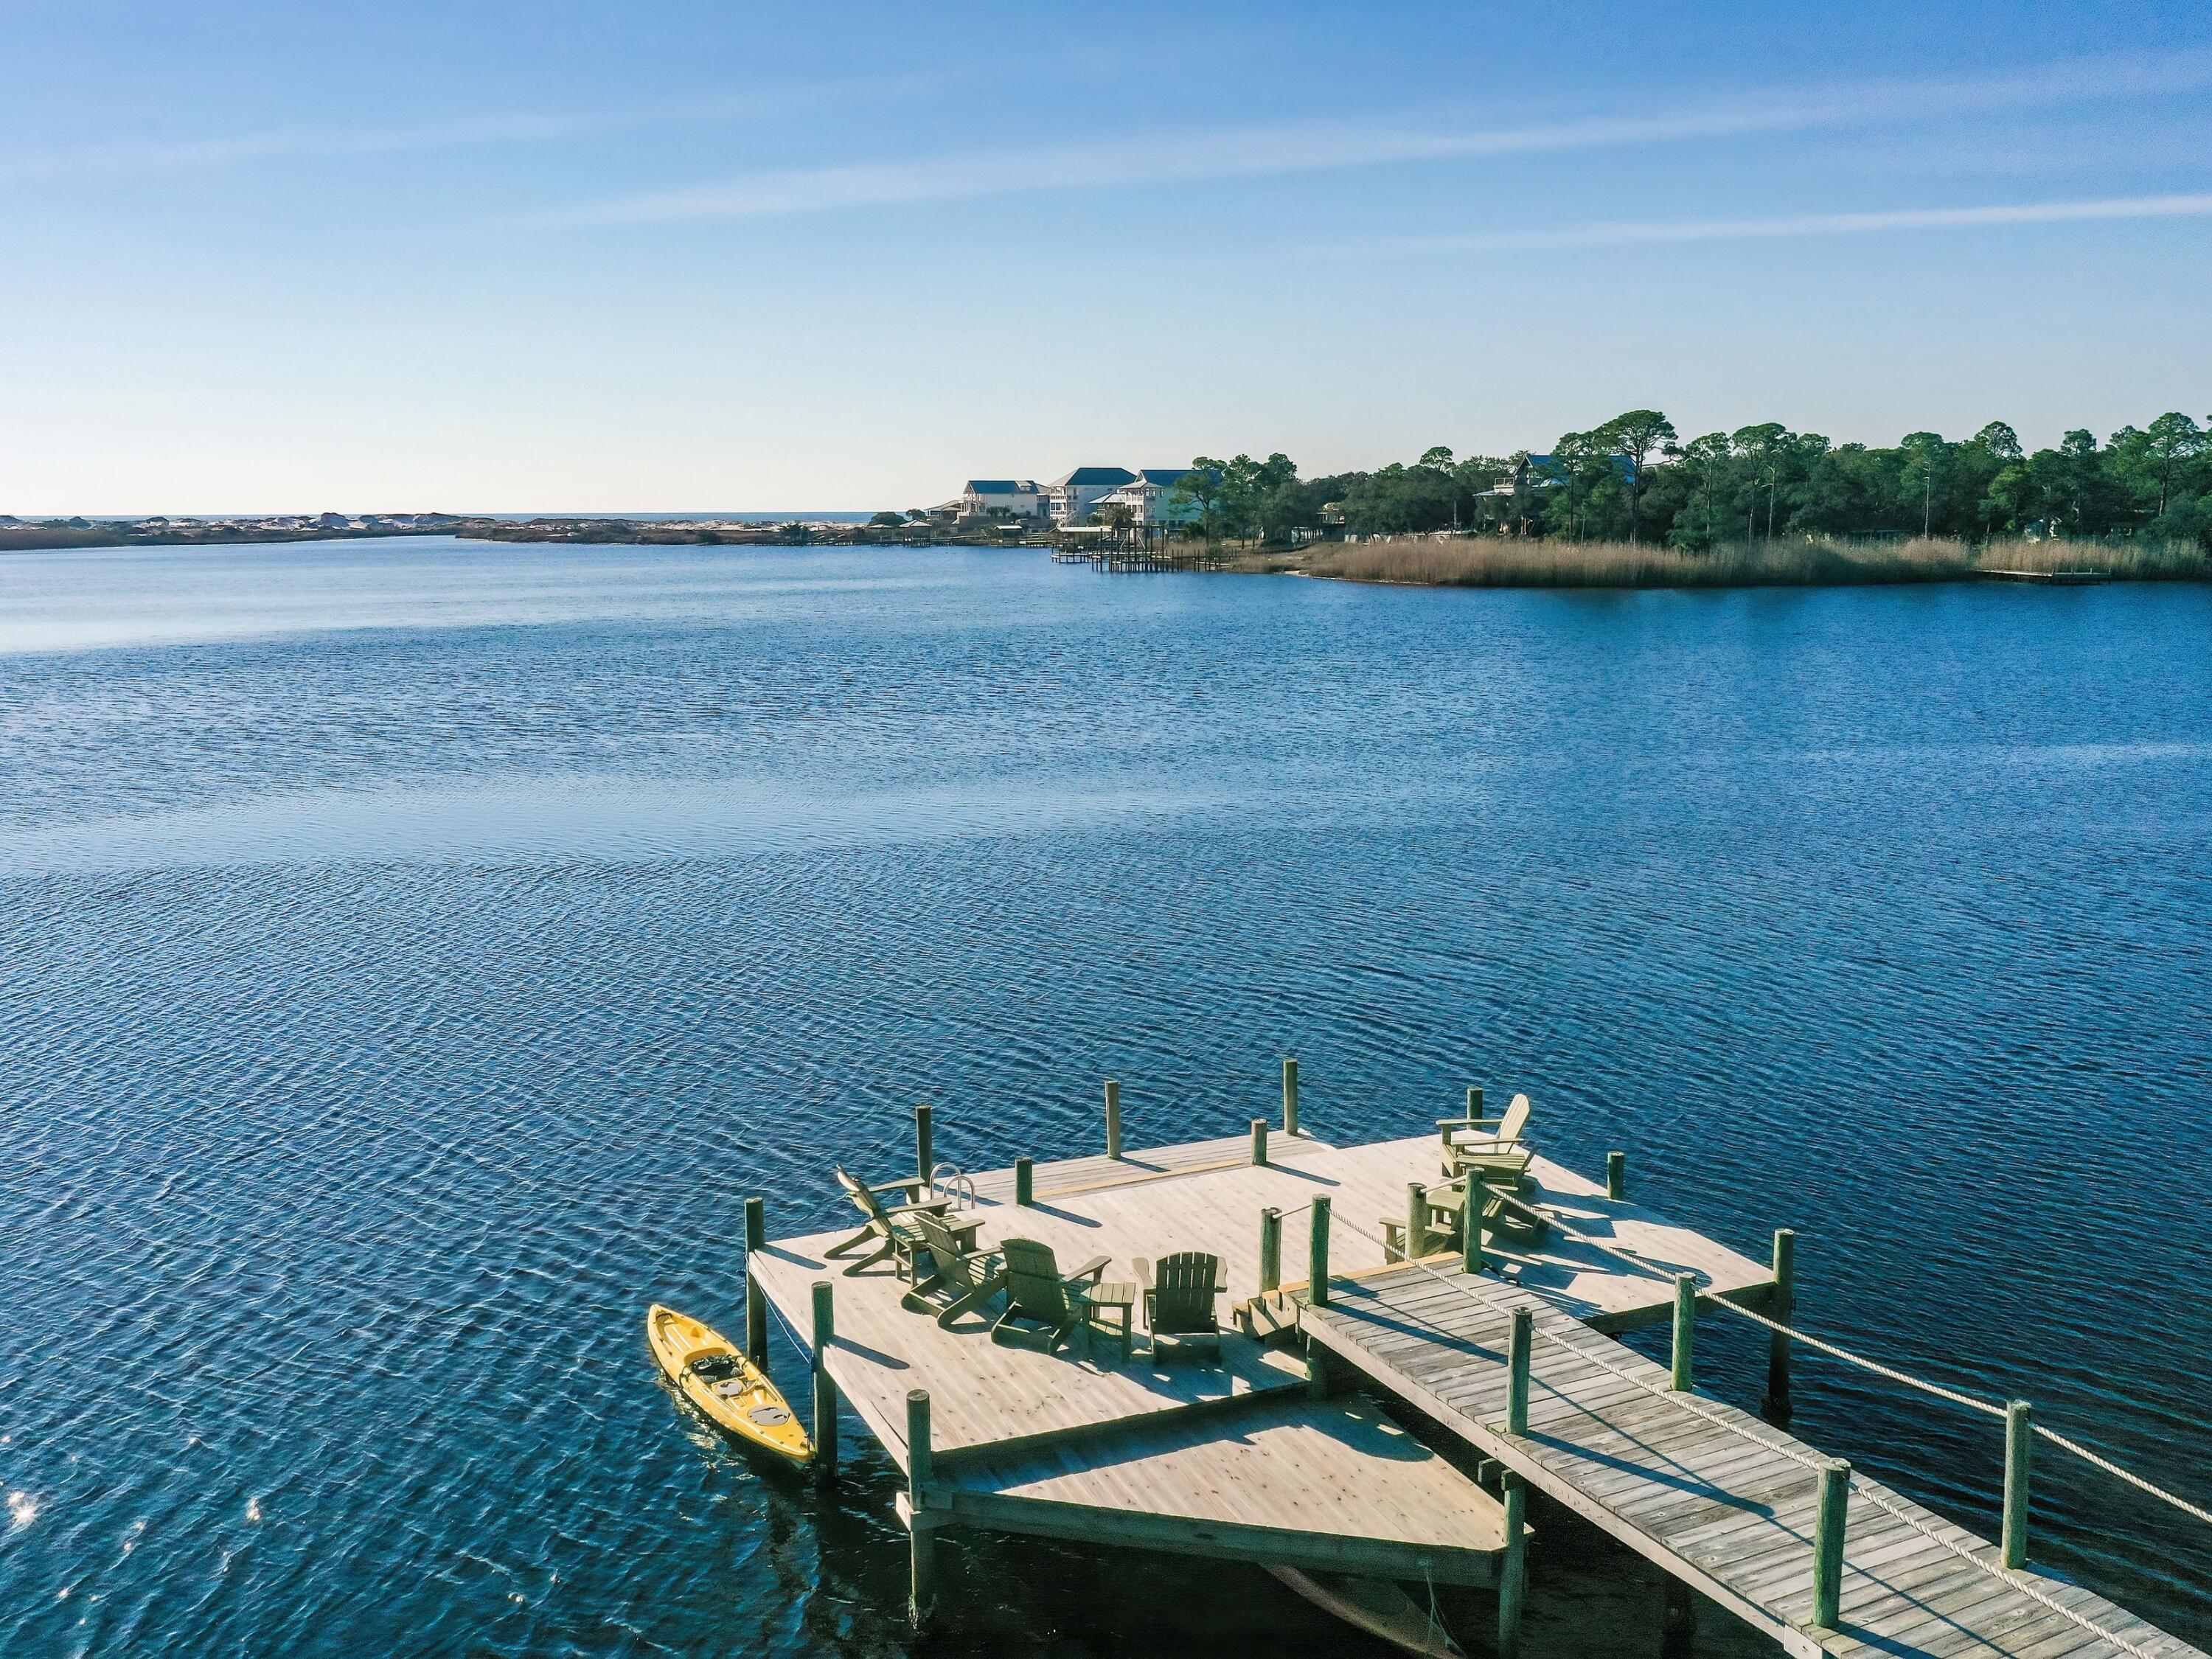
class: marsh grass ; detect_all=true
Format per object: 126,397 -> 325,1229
1281,534 -> 2208,589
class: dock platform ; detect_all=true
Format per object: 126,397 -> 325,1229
739,1095 -> 2207,1657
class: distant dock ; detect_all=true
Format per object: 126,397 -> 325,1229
1976,568 -> 2114,584
739,1074 -> 2208,1658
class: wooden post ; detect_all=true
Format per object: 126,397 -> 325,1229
743,1196 -> 768,1365
2003,1400 -> 2031,1570
1251,1118 -> 1268,1166
1670,1273 -> 1696,1392
1104,1079 -> 1122,1160
1462,1192 -> 1486,1275
1498,1471 -> 1528,1659
1812,1460 -> 1849,1630
1402,1183 -> 1427,1261
1308,1196 -> 1332,1308
1259,1206 -> 1282,1293
1467,1084 -> 1484,1119
1282,1057 -> 1299,1137
907,1388 -> 936,1627
914,1103 -> 933,1189
1606,1150 -> 1627,1202
1506,1307 -> 1532,1435
810,1281 -> 838,1477
1764,1228 -> 1795,1422
1014,1156 -> 1033,1207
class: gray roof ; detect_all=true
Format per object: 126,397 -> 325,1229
1051,466 -> 1137,488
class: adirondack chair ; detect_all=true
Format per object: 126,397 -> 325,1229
899,1211 -> 1010,1328
824,1164 -> 967,1281
990,1237 -> 1113,1356
1136,1251 -> 1225,1363
1437,1092 -> 1534,1189
1391,1176 -> 1549,1257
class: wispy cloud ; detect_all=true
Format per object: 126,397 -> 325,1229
1352,192 -> 2212,254
0,72 -> 953,186
532,51 -> 2212,226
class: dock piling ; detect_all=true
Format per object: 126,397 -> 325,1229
743,1196 -> 768,1365
1308,1195 -> 1332,1307
907,1388 -> 936,1626
1014,1156 -> 1033,1206
811,1281 -> 838,1478
1670,1273 -> 1696,1391
1282,1057 -> 1299,1137
1607,1150 -> 1627,1202
1764,1228 -> 1795,1422
1498,1472 -> 1528,1659
1462,1196 -> 1486,1275
2003,1400 -> 2032,1569
1811,1460 -> 1849,1630
1506,1307 -> 1532,1434
914,1104 -> 933,1192
1105,1080 -> 1122,1160
1259,1206 -> 1282,1293
1251,1119 -> 1267,1166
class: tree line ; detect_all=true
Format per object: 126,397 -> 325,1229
1167,410 -> 2212,549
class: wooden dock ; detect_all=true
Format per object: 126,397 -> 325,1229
735,1084 -> 2208,1656
1303,1267 -> 2201,1659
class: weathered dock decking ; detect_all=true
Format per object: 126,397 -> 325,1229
748,1128 -> 1519,1597
1303,1267 -> 2203,1659
738,1089 -> 2206,1657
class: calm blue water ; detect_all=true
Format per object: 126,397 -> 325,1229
1,538 -> 2208,1657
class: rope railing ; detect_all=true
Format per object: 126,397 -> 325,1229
1479,1184 -> 2212,1532
1312,1202 -> 2185,1659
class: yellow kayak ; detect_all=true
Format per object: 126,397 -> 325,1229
647,1304 -> 814,1466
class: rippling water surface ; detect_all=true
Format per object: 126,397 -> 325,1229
2,538 -> 2208,1657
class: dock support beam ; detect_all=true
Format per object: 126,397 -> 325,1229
1463,1194 -> 1486,1276
1259,1206 -> 1282,1293
1308,1196 -> 1332,1307
1606,1150 -> 1627,1202
1811,1460 -> 1849,1630
1014,1156 -> 1033,1206
1498,1472 -> 1528,1659
1506,1307 -> 1532,1434
811,1281 -> 838,1478
1104,1079 -> 1121,1160
907,1388 -> 936,1627
1670,1273 -> 1696,1391
1282,1057 -> 1299,1138
1402,1183 -> 1427,1261
1764,1228 -> 1795,1422
914,1104 -> 933,1191
743,1196 -> 768,1365
1251,1119 -> 1267,1166
2003,1399 -> 2032,1570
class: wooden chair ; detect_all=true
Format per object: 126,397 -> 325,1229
1136,1251 -> 1225,1363
824,1164 -> 968,1281
1436,1092 -> 1534,1189
990,1237 -> 1113,1356
899,1211 -> 1010,1328
1388,1178 -> 1549,1257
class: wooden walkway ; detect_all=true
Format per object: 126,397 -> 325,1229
1302,1265 -> 2206,1659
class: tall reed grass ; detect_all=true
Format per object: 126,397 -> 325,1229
1287,534 -> 2208,589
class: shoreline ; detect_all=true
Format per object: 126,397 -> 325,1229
1208,531 -> 2210,590
8,520 -> 2205,591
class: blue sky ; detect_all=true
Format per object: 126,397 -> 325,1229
3,1 -> 2208,513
